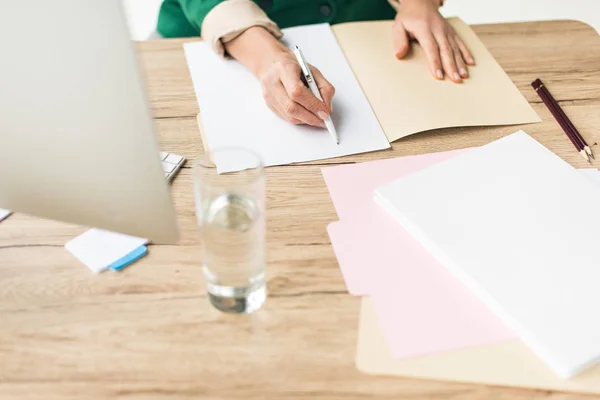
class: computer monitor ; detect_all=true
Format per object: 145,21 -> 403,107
0,0 -> 179,243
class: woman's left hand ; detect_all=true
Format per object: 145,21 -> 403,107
392,0 -> 475,83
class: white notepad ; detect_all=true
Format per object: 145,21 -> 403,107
65,228 -> 148,273
375,131 -> 600,379
184,24 -> 390,172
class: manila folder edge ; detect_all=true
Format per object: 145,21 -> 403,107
357,297 -> 600,395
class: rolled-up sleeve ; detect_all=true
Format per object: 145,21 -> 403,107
387,0 -> 400,10
387,0 -> 444,11
200,0 -> 283,57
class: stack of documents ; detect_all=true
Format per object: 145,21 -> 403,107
322,131 -> 600,394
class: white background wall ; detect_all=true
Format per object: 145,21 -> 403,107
122,0 -> 600,40
440,0 -> 600,34
122,0 -> 163,40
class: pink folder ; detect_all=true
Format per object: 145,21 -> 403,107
322,151 -> 516,358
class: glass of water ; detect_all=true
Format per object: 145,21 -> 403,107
193,148 -> 266,314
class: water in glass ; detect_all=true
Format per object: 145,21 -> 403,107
194,148 -> 266,313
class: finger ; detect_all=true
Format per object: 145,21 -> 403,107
310,66 -> 335,111
281,64 -> 330,120
263,91 -> 302,124
393,21 -> 410,59
435,34 -> 461,83
415,31 -> 444,80
272,81 -> 324,127
267,101 -> 302,125
455,35 -> 475,65
449,36 -> 469,78
261,73 -> 303,124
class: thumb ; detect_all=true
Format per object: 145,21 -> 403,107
393,22 -> 410,59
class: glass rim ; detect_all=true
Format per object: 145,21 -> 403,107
194,146 -> 264,175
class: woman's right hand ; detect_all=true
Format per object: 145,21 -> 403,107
257,51 -> 335,127
225,27 -> 335,128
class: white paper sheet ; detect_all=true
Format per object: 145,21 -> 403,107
0,208 -> 11,222
184,24 -> 390,172
375,131 -> 600,379
578,168 -> 600,185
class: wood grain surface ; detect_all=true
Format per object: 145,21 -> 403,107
1,20 -> 600,400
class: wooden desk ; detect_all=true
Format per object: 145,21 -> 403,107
1,20 -> 599,400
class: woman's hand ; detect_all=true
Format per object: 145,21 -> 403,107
225,26 -> 335,127
393,0 -> 475,83
257,51 -> 334,127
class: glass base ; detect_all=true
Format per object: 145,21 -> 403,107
207,281 -> 266,314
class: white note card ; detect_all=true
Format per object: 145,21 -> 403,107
65,228 -> 148,273
375,131 -> 600,379
0,208 -> 11,222
184,24 -> 390,172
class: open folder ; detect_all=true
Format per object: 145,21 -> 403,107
333,18 -> 540,142
187,18 -> 540,167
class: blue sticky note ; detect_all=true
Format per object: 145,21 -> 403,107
108,245 -> 148,271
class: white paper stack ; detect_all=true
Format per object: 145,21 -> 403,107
375,131 -> 600,379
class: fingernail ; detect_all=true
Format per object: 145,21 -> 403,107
459,68 -> 468,77
453,72 -> 462,81
436,69 -> 444,79
467,57 -> 475,64
318,111 -> 329,120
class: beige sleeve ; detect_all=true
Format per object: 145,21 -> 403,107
387,0 -> 444,10
387,0 -> 401,10
201,0 -> 283,57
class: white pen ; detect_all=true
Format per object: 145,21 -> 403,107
293,46 -> 339,145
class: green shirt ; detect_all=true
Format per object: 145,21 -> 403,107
157,0 -> 396,38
